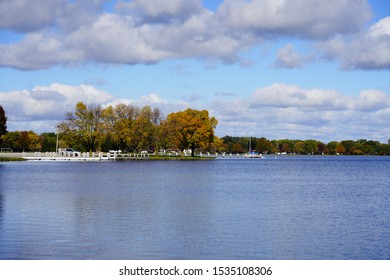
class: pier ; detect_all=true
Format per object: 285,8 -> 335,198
20,151 -> 217,161
22,151 -> 117,161
1,151 -> 266,161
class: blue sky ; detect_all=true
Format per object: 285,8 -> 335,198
0,0 -> 390,143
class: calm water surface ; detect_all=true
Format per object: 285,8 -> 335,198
0,156 -> 389,259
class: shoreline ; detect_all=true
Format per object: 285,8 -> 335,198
1,152 -> 388,163
118,155 -> 217,161
0,158 -> 26,162
0,152 -> 216,161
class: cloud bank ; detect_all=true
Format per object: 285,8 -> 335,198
1,0 -> 388,70
1,83 -> 389,142
320,16 -> 390,70
212,83 -> 390,142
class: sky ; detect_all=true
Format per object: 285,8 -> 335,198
0,0 -> 389,143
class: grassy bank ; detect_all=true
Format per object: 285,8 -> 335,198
0,152 -> 27,161
0,157 -> 26,162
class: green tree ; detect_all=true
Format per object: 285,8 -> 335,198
340,140 -> 356,155
326,141 -> 339,155
59,102 -> 104,152
256,137 -> 274,154
361,139 -> 381,155
39,132 -> 57,152
379,143 -> 390,155
304,139 -> 318,155
221,136 -> 248,153
167,108 -> 218,157
0,105 -> 7,143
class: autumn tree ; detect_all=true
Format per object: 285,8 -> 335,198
294,141 -> 306,154
167,108 -> 218,157
132,106 -> 162,152
59,102 -> 104,152
1,131 -> 40,151
157,119 -> 172,152
256,137 -> 267,153
20,131 -> 40,151
1,131 -> 18,150
317,141 -> 326,154
102,103 -> 139,151
231,142 -> 244,153
336,143 -> 346,154
211,136 -> 226,153
281,142 -> 291,153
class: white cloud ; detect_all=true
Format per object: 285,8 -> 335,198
0,0 -> 375,69
0,7 -> 248,69
217,0 -> 371,39
0,0 -> 63,32
0,84 -> 114,126
320,17 -> 390,70
0,0 -> 107,33
115,0 -> 203,23
0,32 -> 82,70
355,90 -> 390,111
273,44 -> 312,68
0,83 -> 191,132
213,83 -> 390,142
368,16 -> 390,37
250,83 -> 349,110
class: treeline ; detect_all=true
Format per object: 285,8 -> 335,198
1,131 -> 56,152
1,102 -> 390,155
3,131 -> 390,156
220,136 -> 390,155
0,102 -> 218,156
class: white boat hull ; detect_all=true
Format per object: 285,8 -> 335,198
243,153 -> 264,158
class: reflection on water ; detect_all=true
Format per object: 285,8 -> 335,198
0,157 -> 389,260
0,191 -> 3,229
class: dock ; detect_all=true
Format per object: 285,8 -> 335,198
1,151 -> 265,161
22,151 -> 117,161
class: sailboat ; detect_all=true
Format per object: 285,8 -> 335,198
243,137 -> 264,158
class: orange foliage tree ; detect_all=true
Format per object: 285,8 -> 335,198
167,108 -> 218,157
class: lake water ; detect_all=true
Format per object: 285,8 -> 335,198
0,156 -> 389,260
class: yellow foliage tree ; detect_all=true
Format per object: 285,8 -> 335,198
59,102 -> 104,152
